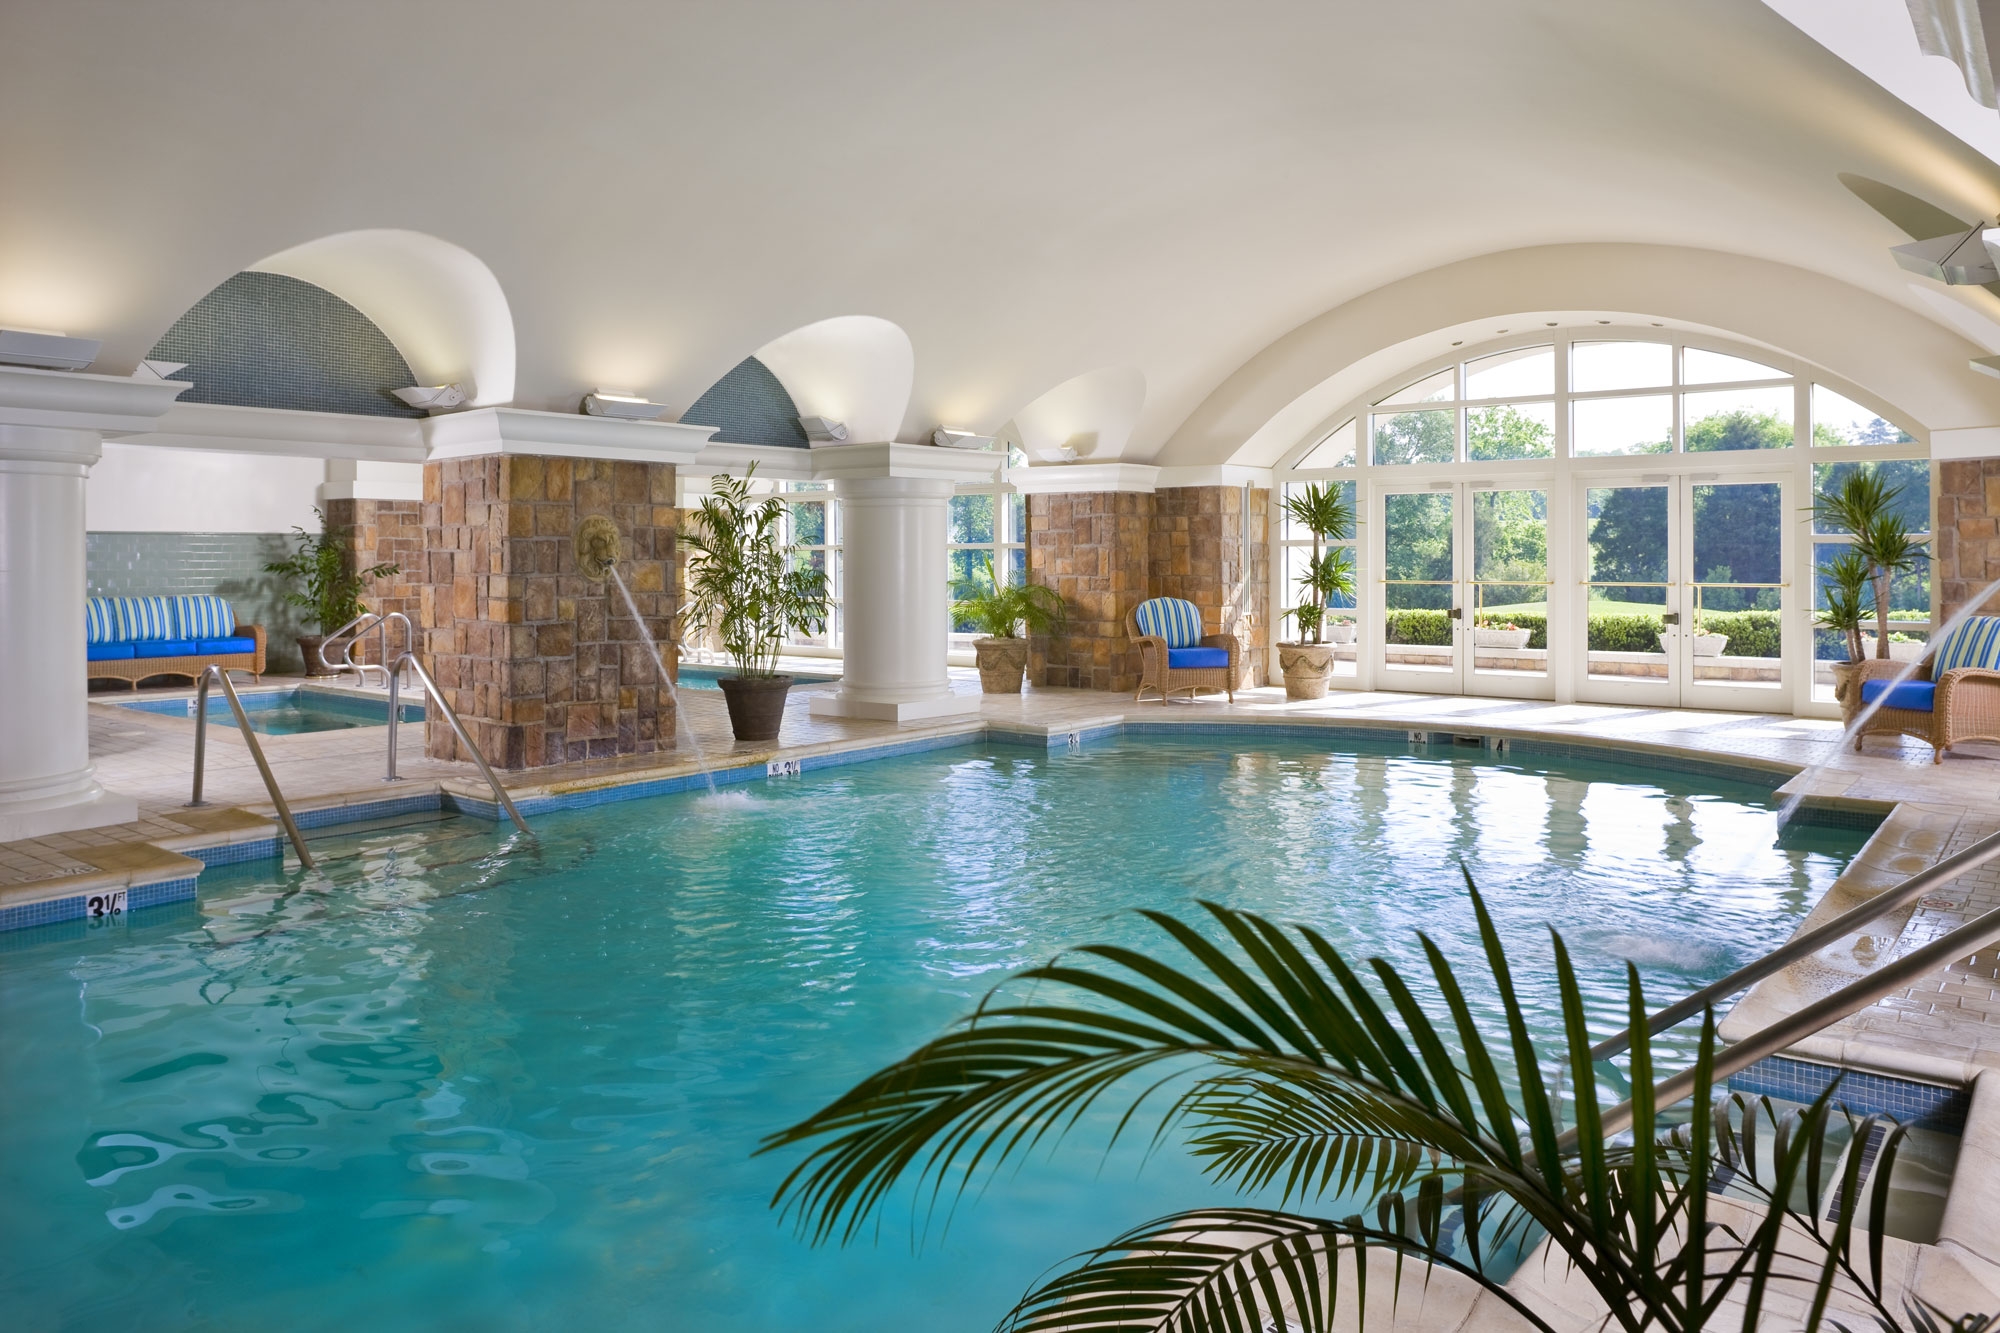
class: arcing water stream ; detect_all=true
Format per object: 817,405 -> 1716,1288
1775,570 -> 2000,828
606,565 -> 720,799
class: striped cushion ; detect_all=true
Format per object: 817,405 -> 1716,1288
1933,615 -> 2000,676
114,595 -> 179,641
1134,597 -> 1204,648
175,595 -> 235,639
85,597 -> 121,644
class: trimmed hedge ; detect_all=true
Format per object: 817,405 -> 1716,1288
1382,608 -> 1783,657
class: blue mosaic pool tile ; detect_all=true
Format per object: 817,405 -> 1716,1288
130,877 -> 199,910
1728,1055 -> 1968,1134
186,838 -> 283,866
293,793 -> 441,829
0,893 -> 88,933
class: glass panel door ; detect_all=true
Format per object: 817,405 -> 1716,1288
1379,488 -> 1461,692
1469,486 -> 1551,697
1578,481 -> 1679,706
1684,477 -> 1788,708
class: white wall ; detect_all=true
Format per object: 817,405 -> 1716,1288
87,442 -> 323,533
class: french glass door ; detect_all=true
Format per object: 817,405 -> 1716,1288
1575,474 -> 1790,710
1377,482 -> 1553,699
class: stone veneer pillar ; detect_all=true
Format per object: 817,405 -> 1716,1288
1936,458 -> 2000,619
420,455 -> 680,767
414,407 -> 714,769
0,367 -> 184,840
1020,470 -> 1271,693
810,442 -> 1001,721
323,496 -> 424,665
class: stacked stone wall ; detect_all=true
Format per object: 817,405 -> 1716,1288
419,456 -> 677,768
1937,459 -> 2000,620
324,497 -> 424,666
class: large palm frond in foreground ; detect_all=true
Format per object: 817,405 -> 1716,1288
762,879 -> 1984,1332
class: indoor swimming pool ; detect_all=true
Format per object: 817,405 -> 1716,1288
0,735 -> 1870,1331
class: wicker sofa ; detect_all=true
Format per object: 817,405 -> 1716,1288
1127,596 -> 1239,704
1833,614 -> 2000,763
86,594 -> 265,688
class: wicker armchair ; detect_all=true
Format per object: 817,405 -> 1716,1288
1834,616 -> 2000,763
1128,597 -> 1238,705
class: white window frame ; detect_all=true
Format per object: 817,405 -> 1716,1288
947,446 -> 1028,663
1271,326 -> 1932,718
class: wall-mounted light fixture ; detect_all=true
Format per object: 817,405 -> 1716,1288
392,382 -> 474,413
799,416 -> 849,444
0,329 -> 100,371
931,427 -> 993,450
582,389 -> 668,420
1892,223 -> 2000,285
1034,444 -> 1079,463
132,359 -> 188,382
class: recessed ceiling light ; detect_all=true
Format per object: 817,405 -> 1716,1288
1544,321 -> 1557,327
1451,340 -> 1463,347
1597,320 -> 1610,325
1651,322 -> 1663,327
1497,328 -> 1509,334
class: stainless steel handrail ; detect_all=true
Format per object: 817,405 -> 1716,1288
390,651 -> 531,836
1586,899 -> 2000,1145
187,666 -> 316,869
1590,822 -> 2000,1061
319,611 -> 414,689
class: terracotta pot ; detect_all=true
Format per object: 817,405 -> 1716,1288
973,637 -> 1030,693
297,634 -> 335,676
1276,642 -> 1335,700
715,674 -> 794,742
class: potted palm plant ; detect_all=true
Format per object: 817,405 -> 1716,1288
680,468 -> 831,742
1819,548 -> 1873,714
1815,470 -> 1928,660
1276,482 -> 1355,700
265,507 -> 398,675
951,557 -> 1067,693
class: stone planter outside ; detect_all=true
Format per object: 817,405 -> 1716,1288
1277,641 -> 1335,700
1325,622 -> 1357,645
973,637 -> 1031,693
1474,627 -> 1531,649
1864,636 -> 1925,663
1690,634 -> 1728,657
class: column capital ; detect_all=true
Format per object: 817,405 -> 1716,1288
0,365 -> 187,436
424,406 -> 717,465
1004,461 -> 1160,494
809,440 -> 1003,486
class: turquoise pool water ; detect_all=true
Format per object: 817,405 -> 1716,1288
118,687 -> 425,735
673,665 -> 841,691
0,736 -> 1867,1331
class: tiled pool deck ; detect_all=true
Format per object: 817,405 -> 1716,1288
8,673 -> 2000,1325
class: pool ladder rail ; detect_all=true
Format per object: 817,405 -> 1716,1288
320,611 -> 531,836
181,619 -> 531,867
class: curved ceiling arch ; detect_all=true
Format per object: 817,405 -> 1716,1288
1159,244 -> 2000,471
751,316 -> 913,445
1004,367 -> 1147,462
249,229 -> 516,406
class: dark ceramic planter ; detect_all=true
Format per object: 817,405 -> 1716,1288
715,674 -> 794,742
297,634 -> 335,676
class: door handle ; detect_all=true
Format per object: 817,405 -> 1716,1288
1662,612 -> 1680,626
1448,607 -> 1463,619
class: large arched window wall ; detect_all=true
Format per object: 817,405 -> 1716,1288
1272,327 -> 1931,716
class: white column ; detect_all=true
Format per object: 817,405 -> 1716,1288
0,368 -> 185,842
810,442 -> 1001,722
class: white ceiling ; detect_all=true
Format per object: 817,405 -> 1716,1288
7,0 -> 2000,461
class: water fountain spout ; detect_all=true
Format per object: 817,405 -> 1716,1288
1777,571 -> 2000,827
606,565 -> 719,799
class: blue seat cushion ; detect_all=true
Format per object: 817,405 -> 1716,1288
86,642 -> 136,661
198,636 -> 258,655
131,639 -> 199,659
1166,646 -> 1231,669
1860,678 -> 1935,712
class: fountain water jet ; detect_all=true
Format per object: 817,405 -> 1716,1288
574,516 -> 721,798
1776,570 -> 2000,828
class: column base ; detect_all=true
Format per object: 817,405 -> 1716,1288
809,689 -> 983,722
0,788 -> 139,844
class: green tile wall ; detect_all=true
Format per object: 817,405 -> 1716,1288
86,532 -> 312,673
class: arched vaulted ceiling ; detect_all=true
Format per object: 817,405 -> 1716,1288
8,1 -> 2000,462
